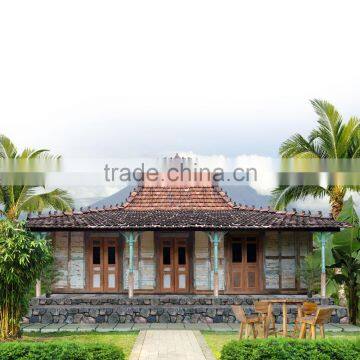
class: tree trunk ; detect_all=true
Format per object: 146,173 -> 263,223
330,186 -> 345,219
348,285 -> 359,325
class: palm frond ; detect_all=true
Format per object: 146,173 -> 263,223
0,134 -> 17,158
271,185 -> 328,210
310,99 -> 343,158
279,134 -> 321,158
19,188 -> 74,213
18,148 -> 50,159
338,116 -> 360,158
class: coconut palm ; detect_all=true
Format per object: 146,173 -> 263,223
0,134 -> 73,220
272,99 -> 360,218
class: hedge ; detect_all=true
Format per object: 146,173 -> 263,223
0,341 -> 125,360
221,338 -> 360,360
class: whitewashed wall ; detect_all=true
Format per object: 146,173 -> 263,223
123,231 -> 155,290
194,232 -> 225,291
264,231 -> 311,290
52,231 -> 85,290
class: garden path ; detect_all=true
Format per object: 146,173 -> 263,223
129,330 -> 215,360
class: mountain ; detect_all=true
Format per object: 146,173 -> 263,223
90,184 -> 271,208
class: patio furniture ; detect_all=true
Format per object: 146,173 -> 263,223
293,301 -> 317,335
231,305 -> 262,339
254,301 -> 277,338
299,307 -> 333,339
266,298 -> 305,337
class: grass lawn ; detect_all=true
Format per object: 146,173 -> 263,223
202,331 -> 360,360
22,331 -> 138,359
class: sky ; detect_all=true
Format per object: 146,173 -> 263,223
1,1 -> 360,206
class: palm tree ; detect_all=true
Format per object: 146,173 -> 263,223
272,99 -> 360,218
0,135 -> 73,220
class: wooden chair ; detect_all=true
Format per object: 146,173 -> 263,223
299,307 -> 333,339
293,302 -> 317,335
254,301 -> 277,338
231,305 -> 262,339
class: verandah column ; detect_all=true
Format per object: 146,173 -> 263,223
320,232 -> 329,302
34,232 -> 48,297
121,231 -> 140,298
207,231 -> 225,297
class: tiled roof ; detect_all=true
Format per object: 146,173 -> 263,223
26,185 -> 348,231
123,186 -> 233,210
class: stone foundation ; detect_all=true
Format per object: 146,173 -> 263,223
24,294 -> 348,325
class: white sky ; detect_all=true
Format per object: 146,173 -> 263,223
1,1 -> 360,159
1,1 -> 360,207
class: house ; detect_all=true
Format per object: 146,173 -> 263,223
26,156 -> 349,324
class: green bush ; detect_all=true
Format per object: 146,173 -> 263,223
0,341 -> 124,360
220,338 -> 360,360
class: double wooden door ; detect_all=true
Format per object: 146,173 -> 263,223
227,237 -> 260,293
89,237 -> 120,292
159,238 -> 190,293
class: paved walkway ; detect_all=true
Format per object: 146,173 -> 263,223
129,330 -> 214,360
21,322 -> 360,333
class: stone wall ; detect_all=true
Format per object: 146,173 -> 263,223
25,295 -> 348,325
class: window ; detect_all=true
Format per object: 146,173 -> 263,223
247,243 -> 257,262
93,247 -> 101,264
232,242 -> 242,262
178,247 -> 186,265
163,247 -> 171,265
108,246 -> 116,264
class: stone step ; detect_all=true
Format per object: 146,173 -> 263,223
31,294 -> 332,307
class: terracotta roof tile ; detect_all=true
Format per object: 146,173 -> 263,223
26,185 -> 349,231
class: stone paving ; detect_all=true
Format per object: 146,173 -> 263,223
21,322 -> 360,333
129,330 -> 215,360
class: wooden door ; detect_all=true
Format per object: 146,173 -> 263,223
160,238 -> 189,293
89,238 -> 120,292
228,237 -> 260,293
160,239 -> 174,292
174,239 -> 189,292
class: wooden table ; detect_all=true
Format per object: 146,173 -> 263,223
266,298 -> 305,337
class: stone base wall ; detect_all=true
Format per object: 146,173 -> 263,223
24,295 -> 348,325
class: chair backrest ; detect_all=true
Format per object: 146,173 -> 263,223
314,307 -> 333,325
302,302 -> 317,316
231,305 -> 247,322
254,301 -> 271,315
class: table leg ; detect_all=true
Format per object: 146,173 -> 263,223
282,303 -> 287,337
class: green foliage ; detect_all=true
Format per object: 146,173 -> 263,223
297,254 -> 321,296
271,99 -> 360,218
311,232 -> 340,300
0,341 -> 124,360
40,250 -> 60,296
220,338 -> 360,360
0,134 -> 73,220
328,197 -> 360,324
0,220 -> 52,338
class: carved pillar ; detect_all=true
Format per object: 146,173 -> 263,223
121,231 -> 140,298
207,231 -> 225,297
320,232 -> 327,301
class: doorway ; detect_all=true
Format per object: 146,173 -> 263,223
227,236 -> 260,293
89,237 -> 120,292
159,238 -> 190,293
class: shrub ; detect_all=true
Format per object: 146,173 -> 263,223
0,341 -> 125,359
220,338 -> 360,360
0,220 -> 52,339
